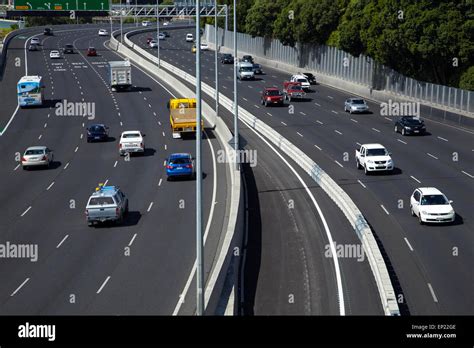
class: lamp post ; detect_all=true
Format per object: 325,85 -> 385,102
232,0 -> 239,170
195,0 -> 204,316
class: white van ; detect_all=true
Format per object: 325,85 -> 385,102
237,61 -> 255,80
186,33 -> 194,42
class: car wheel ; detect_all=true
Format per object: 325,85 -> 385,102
356,159 -> 361,169
402,128 -> 406,136
410,205 -> 415,217
22,165 -> 27,170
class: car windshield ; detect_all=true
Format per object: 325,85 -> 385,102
223,54 -> 231,58
89,197 -> 115,205
352,99 -> 365,104
65,45 -> 73,48
241,67 -> 253,72
267,90 -> 281,96
403,117 -> 422,125
366,148 -> 388,156
304,73 -> 314,78
170,158 -> 190,165
123,133 -> 140,138
297,78 -> 307,83
292,85 -> 303,91
421,194 -> 448,205
90,126 -> 104,132
25,149 -> 44,155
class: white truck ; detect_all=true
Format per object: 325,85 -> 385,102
355,143 -> 394,175
108,61 -> 132,92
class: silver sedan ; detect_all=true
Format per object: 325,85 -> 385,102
344,98 -> 369,114
21,146 -> 54,169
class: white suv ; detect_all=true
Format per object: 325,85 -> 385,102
119,131 -> 146,155
290,74 -> 310,89
410,187 -> 455,224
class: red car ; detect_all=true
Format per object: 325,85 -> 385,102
87,47 -> 97,56
283,81 -> 306,102
261,87 -> 284,107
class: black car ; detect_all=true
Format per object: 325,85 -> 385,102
28,44 -> 39,51
242,55 -> 254,63
87,124 -> 109,142
394,116 -> 426,136
162,31 -> 170,37
253,63 -> 263,74
220,53 -> 234,64
43,28 -> 53,36
302,72 -> 316,85
63,44 -> 74,54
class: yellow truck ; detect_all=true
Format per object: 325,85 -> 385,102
168,98 -> 204,138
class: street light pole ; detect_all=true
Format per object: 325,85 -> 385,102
214,0 -> 219,122
232,0 -> 239,170
195,0 -> 204,316
120,0 -> 123,44
156,0 -> 160,68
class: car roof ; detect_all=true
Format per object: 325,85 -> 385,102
91,185 -> 119,197
169,153 -> 191,159
122,130 -> 141,135
89,123 -> 105,128
265,87 -> 279,91
348,98 -> 365,101
363,143 -> 385,149
292,74 -> 307,79
417,187 -> 443,195
26,146 -> 47,151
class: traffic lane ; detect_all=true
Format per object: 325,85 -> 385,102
162,62 -> 383,315
133,36 -> 444,316
138,28 -> 474,171
0,30 -> 99,234
270,121 -> 473,314
0,34 -> 219,314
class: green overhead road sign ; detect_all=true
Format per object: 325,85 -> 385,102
14,0 -> 109,11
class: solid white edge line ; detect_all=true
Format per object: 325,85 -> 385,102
11,278 -> 30,296
235,113 -> 346,315
96,276 -> 111,294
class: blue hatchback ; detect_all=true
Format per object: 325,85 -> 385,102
87,124 -> 109,142
166,153 -> 194,180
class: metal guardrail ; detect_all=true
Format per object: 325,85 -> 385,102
125,27 -> 400,316
205,24 -> 473,116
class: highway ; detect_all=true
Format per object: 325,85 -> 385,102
0,24 -> 229,314
126,26 -> 474,315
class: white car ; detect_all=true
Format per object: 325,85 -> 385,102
149,39 -> 158,48
21,146 -> 54,169
355,143 -> 394,174
30,37 -> 40,45
200,42 -> 209,51
186,33 -> 193,42
158,33 -> 165,40
49,50 -> 61,59
290,74 -> 310,89
410,187 -> 455,224
163,21 -> 169,26
142,21 -> 151,27
98,29 -> 108,36
119,131 -> 146,155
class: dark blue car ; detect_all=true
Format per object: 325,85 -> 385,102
87,124 -> 109,142
166,153 -> 194,180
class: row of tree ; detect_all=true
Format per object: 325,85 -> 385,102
208,0 -> 473,90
